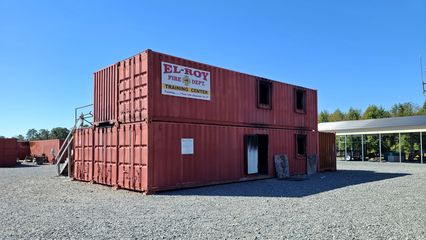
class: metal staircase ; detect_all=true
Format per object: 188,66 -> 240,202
56,104 -> 93,177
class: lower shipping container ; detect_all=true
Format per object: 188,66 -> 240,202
73,122 -> 318,193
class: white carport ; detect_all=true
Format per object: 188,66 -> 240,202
318,115 -> 426,163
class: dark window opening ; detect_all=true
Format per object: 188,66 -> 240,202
258,79 -> 272,109
297,134 -> 307,156
295,89 -> 306,112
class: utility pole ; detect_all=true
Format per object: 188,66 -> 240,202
421,56 -> 425,95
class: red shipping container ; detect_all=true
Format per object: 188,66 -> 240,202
79,49 -> 319,193
0,138 -> 18,167
74,128 -> 93,182
93,50 -> 317,130
17,141 -> 30,160
29,139 -> 64,163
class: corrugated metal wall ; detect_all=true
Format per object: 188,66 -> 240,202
29,139 -> 64,163
74,128 -> 93,182
318,132 -> 336,172
149,51 -> 317,130
93,126 -> 118,186
118,53 -> 149,124
149,122 -> 317,192
94,64 -> 118,124
86,49 -> 319,193
0,139 -> 18,167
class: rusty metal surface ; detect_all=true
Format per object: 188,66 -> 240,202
74,128 -> 93,182
0,139 -> 18,167
149,122 -> 317,192
93,126 -> 118,186
17,141 -> 30,160
92,50 -> 317,130
117,52 -> 149,124
318,132 -> 336,172
86,49 -> 319,193
29,139 -> 64,163
93,64 -> 118,124
149,50 -> 317,131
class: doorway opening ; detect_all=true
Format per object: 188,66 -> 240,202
245,134 -> 269,175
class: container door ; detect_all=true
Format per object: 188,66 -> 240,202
245,135 -> 258,174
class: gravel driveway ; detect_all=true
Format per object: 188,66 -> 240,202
0,161 -> 425,239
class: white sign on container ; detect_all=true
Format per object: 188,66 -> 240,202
161,62 -> 211,100
181,138 -> 194,155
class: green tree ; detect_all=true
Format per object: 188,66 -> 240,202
49,127 -> 70,140
416,100 -> 426,115
390,102 -> 418,117
0,136 -> 5,139
345,107 -> 361,120
26,129 -> 39,140
13,135 -> 25,141
38,129 -> 50,140
318,110 -> 330,123
362,105 -> 390,119
329,109 -> 345,122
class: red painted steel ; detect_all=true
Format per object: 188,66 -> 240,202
318,132 -> 336,172
149,122 -> 317,192
117,122 -> 148,191
93,126 -> 118,186
83,49 -> 319,193
149,51 -> 317,131
29,139 -> 64,163
117,53 -> 149,124
0,138 -> 18,167
74,128 -> 94,182
93,64 -> 118,124
93,50 -> 317,130
17,141 -> 30,160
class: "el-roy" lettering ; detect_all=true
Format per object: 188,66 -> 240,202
163,63 -> 209,81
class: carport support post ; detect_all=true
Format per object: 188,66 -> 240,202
379,133 -> 382,162
361,134 -> 364,162
399,133 -> 402,163
421,132 -> 423,164
344,135 -> 347,160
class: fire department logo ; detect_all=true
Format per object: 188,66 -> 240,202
182,75 -> 190,86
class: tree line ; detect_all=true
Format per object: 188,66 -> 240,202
0,127 -> 70,141
319,101 -> 426,123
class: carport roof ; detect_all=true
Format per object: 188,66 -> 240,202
318,115 -> 426,135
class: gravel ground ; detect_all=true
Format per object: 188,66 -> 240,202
0,161 -> 425,240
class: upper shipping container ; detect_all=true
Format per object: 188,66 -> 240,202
93,50 -> 317,130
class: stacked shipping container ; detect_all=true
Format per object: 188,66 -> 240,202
74,49 -> 319,193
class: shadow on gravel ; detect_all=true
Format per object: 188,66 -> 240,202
161,170 -> 410,198
0,163 -> 39,168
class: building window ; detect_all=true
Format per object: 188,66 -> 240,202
296,134 -> 307,156
258,79 -> 272,109
295,89 -> 306,113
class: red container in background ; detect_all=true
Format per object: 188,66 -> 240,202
0,138 -> 18,167
17,141 -> 30,160
83,49 -> 319,193
29,139 -> 64,163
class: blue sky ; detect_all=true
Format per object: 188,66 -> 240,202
0,0 -> 425,137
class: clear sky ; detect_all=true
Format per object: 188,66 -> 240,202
0,0 -> 425,137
